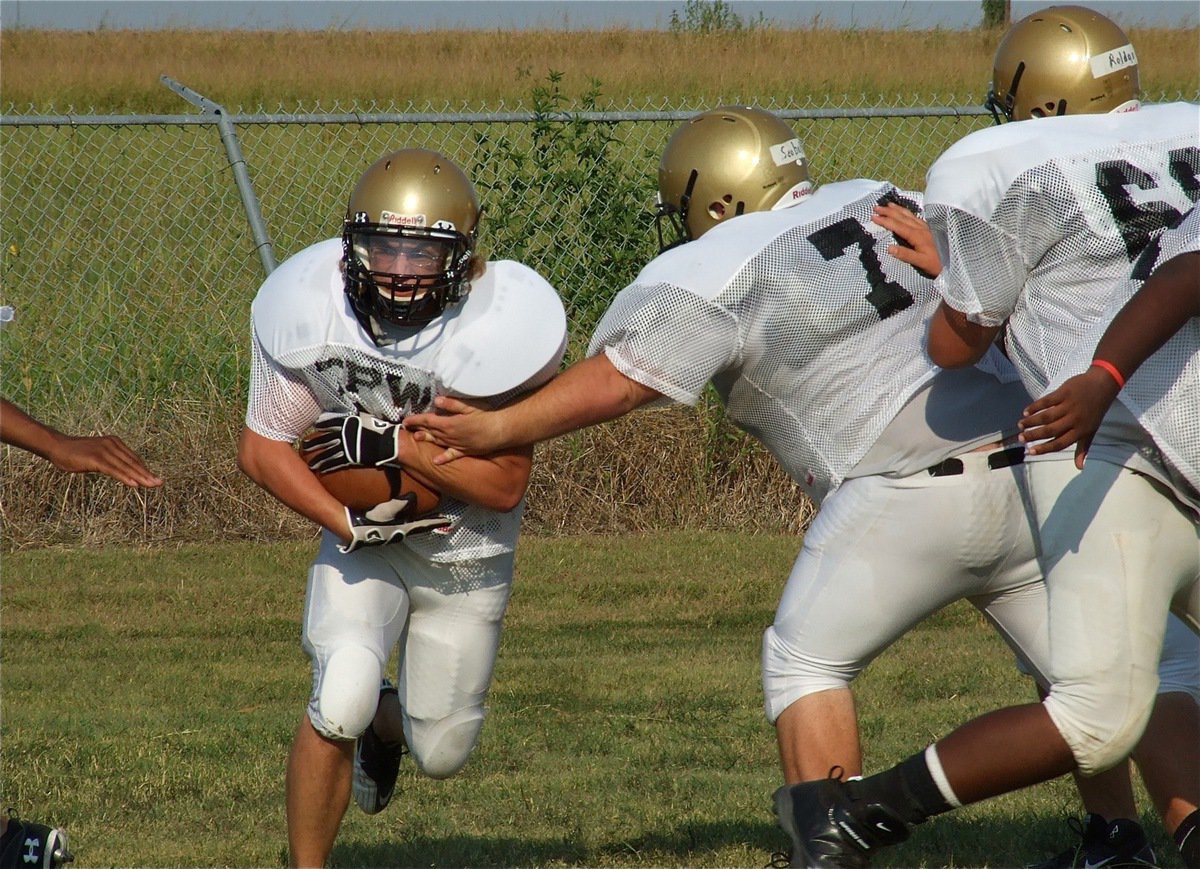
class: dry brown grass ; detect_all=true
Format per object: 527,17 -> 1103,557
2,26 -> 1196,112
0,398 -> 813,549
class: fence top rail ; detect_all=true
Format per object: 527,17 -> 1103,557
1,105 -> 992,127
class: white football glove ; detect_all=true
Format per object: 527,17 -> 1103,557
305,412 -> 402,473
338,496 -> 452,554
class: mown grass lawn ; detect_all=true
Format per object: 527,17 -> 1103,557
2,532 -> 1181,867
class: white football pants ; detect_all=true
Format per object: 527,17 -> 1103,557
1031,459 -> 1200,775
763,453 -> 1049,724
302,531 -> 514,779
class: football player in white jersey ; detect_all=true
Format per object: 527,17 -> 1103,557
405,103 -> 1059,840
775,8 -> 1200,868
237,149 -> 566,867
1018,206 -> 1200,866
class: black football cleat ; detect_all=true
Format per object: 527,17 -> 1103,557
773,775 -> 910,868
351,680 -> 409,815
0,809 -> 74,869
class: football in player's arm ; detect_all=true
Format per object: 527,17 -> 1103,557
237,148 -> 565,868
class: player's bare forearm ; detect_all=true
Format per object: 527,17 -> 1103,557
237,426 -> 351,539
927,302 -> 1003,368
405,354 -> 662,462
0,398 -> 163,487
872,202 -> 942,278
1089,251 -> 1200,379
398,429 -> 532,512
1019,251 -> 1200,469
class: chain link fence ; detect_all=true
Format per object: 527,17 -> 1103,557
0,86 -> 1192,544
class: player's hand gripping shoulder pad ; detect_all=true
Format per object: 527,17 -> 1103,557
339,497 -> 452,553
305,412 -> 403,472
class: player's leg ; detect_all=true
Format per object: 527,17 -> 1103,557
1134,615 -> 1200,834
767,461 -> 1044,785
386,548 -> 514,779
288,534 -> 412,867
931,462 -> 1194,802
286,715 -> 354,869
774,461 -> 1198,866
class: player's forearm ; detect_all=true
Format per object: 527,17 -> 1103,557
491,353 -> 660,447
927,302 -> 1003,368
237,427 -> 350,539
1090,252 -> 1200,382
399,430 -> 531,512
0,399 -> 63,459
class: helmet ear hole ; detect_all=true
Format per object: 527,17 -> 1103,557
707,196 -> 733,221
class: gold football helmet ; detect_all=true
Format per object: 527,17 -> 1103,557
655,105 -> 813,251
986,5 -> 1140,123
343,148 -> 480,333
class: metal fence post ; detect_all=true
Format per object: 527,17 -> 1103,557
161,75 -> 278,276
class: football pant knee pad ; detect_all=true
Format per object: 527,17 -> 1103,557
406,705 -> 486,779
308,644 -> 384,741
761,625 -> 854,724
1044,673 -> 1159,775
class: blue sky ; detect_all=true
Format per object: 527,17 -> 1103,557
1,0 -> 1196,31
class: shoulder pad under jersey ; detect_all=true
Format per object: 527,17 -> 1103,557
925,103 -> 1200,221
437,260 -> 567,398
251,238 -> 354,358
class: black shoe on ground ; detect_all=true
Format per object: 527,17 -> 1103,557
772,774 -> 910,868
351,680 -> 408,815
1027,814 -> 1156,869
1027,814 -> 1108,869
1094,818 -> 1156,867
0,808 -> 74,868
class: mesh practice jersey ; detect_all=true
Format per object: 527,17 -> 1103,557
246,237 -> 567,562
588,179 -> 1020,504
924,102 -> 1200,397
1051,206 -> 1200,499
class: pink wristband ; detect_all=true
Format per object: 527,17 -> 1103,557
1090,359 -> 1126,389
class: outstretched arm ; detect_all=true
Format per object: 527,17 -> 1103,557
405,353 -> 663,463
1020,251 -> 1200,468
0,398 -> 163,488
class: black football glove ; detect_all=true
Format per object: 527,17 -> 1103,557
338,496 -> 452,554
305,412 -> 402,473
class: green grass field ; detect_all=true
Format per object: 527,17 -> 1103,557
1,533 -> 1180,867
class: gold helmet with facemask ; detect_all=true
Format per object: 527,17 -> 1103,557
342,149 -> 480,335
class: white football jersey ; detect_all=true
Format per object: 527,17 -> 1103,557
924,102 -> 1200,397
246,237 -> 567,562
1050,206 -> 1200,498
588,180 -> 1022,504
